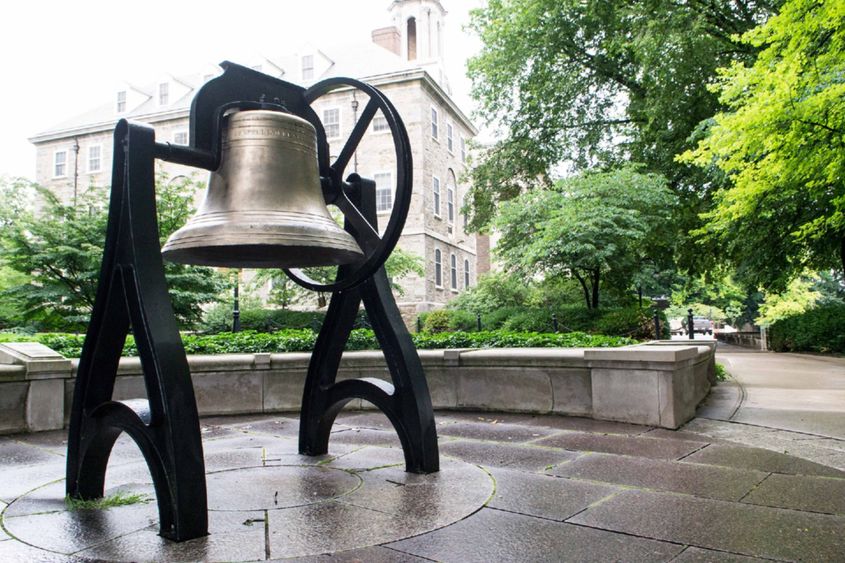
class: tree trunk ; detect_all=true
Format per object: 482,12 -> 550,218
591,269 -> 600,309
573,271 -> 592,309
840,235 -> 845,278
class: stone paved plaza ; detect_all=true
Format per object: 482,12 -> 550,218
1,409 -> 844,562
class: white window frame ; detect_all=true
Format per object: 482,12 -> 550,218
434,248 -> 443,288
450,253 -> 458,290
323,107 -> 341,139
53,150 -> 67,178
87,144 -> 102,173
173,130 -> 189,145
116,90 -> 127,113
447,183 -> 455,224
432,175 -> 441,217
461,136 -> 467,163
372,114 -> 389,133
158,82 -> 169,106
446,122 -> 454,153
374,171 -> 393,213
302,55 -> 314,80
430,106 -> 439,140
464,259 -> 470,288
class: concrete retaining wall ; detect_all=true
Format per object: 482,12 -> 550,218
717,331 -> 766,350
0,340 -> 715,434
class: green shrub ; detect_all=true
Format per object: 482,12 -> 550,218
500,309 -> 558,333
447,309 -> 479,332
768,303 -> 845,354
594,307 -> 659,340
421,309 -> 451,333
11,329 -> 636,357
480,306 -> 524,330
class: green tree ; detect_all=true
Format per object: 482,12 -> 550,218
756,275 -> 820,327
681,0 -> 845,289
0,175 -> 225,330
465,0 -> 776,237
493,166 -> 676,309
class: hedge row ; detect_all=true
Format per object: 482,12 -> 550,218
0,329 -> 636,358
768,303 -> 845,354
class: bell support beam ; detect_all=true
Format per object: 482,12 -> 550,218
298,178 -> 439,474
65,120 -> 208,542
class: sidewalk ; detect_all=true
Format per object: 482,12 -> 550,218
689,343 -> 845,471
2,408 -> 845,561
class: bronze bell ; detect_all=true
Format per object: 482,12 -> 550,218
161,110 -> 364,268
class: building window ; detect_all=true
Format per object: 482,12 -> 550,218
116,90 -> 126,113
447,123 -> 453,153
450,254 -> 458,290
461,136 -> 466,163
430,107 -> 438,139
434,248 -> 442,287
323,108 -> 340,138
88,145 -> 101,173
173,130 -> 188,145
302,55 -> 314,80
432,176 -> 441,217
53,150 -> 67,177
407,17 -> 417,60
464,259 -> 470,288
374,172 -> 393,212
158,82 -> 169,105
372,114 -> 389,132
463,206 -> 469,230
447,184 -> 455,223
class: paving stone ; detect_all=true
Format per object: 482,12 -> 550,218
3,495 -> 160,554
342,458 -> 493,527
742,472 -> 845,515
10,429 -> 69,455
328,427 -> 404,448
285,545 -> 431,562
439,439 -> 578,471
683,443 -> 845,477
436,420 -> 557,443
522,415 -> 654,436
549,452 -> 768,501
534,431 -> 707,460
487,467 -> 619,521
206,465 -> 362,511
569,489 -> 845,561
0,437 -> 64,466
324,445 -> 406,471
0,462 -> 65,503
672,546 -> 771,562
641,427 -> 720,442
235,417 -> 300,437
76,510 -> 267,562
0,539 -> 83,562
388,507 -> 684,562
335,411 -> 397,431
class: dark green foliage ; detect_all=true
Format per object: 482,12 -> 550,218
5,329 -> 636,358
421,309 -> 451,334
199,303 -> 372,334
768,303 -> 845,354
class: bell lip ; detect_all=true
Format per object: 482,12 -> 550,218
161,244 -> 364,269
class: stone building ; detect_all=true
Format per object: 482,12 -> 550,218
28,0 -> 487,317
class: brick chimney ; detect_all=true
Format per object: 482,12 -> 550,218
372,26 -> 401,56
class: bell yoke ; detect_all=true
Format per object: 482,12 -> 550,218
65,61 -> 439,542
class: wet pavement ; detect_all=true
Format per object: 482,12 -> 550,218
2,409 -> 845,562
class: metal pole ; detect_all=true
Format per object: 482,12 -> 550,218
232,271 -> 241,333
416,316 -> 422,333
552,314 -> 558,333
654,313 -> 661,340
687,308 -> 694,340
476,313 -> 482,332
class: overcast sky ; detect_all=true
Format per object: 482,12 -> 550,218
0,0 -> 484,180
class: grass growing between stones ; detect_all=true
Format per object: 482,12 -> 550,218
64,492 -> 151,510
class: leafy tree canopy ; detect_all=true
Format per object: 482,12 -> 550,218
681,0 -> 845,290
493,166 -> 676,309
465,0 -> 776,237
0,175 -> 225,330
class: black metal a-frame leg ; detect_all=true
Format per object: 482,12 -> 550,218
298,179 -> 439,473
65,120 -> 208,541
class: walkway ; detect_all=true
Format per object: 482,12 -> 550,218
688,343 -> 845,471
2,409 -> 845,561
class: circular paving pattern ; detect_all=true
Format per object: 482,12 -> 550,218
1,450 -> 494,561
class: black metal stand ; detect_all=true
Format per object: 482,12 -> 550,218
65,121 -> 207,541
299,178 -> 439,473
65,61 -> 439,544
